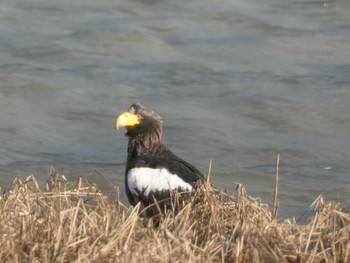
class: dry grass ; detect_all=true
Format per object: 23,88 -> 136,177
0,170 -> 349,263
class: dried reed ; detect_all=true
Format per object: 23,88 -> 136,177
0,169 -> 349,263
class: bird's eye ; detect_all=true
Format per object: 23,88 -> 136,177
137,114 -> 143,120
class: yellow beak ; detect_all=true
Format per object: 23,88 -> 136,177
116,112 -> 140,129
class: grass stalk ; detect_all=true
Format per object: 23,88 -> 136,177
0,172 -> 348,262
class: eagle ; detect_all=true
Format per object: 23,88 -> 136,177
116,103 -> 204,217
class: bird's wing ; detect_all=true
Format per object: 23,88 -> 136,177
129,154 -> 204,186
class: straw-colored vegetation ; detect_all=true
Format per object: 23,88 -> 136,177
0,170 -> 349,263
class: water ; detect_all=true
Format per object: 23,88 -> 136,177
1,0 -> 349,220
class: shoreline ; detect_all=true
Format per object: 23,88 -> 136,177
0,170 -> 349,262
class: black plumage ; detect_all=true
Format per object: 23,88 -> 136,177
116,103 -> 204,217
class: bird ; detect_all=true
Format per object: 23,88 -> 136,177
116,103 -> 204,218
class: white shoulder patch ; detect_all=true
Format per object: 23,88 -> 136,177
127,167 -> 192,196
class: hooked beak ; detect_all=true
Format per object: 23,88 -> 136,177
116,112 -> 140,129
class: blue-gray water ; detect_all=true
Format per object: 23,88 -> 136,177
1,0 -> 349,220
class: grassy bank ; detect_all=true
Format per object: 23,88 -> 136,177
0,170 -> 349,263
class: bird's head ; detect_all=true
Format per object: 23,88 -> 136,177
116,103 -> 162,145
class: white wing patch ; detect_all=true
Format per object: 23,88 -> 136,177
127,167 -> 192,196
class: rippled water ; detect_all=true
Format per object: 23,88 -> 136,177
1,0 -> 350,220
